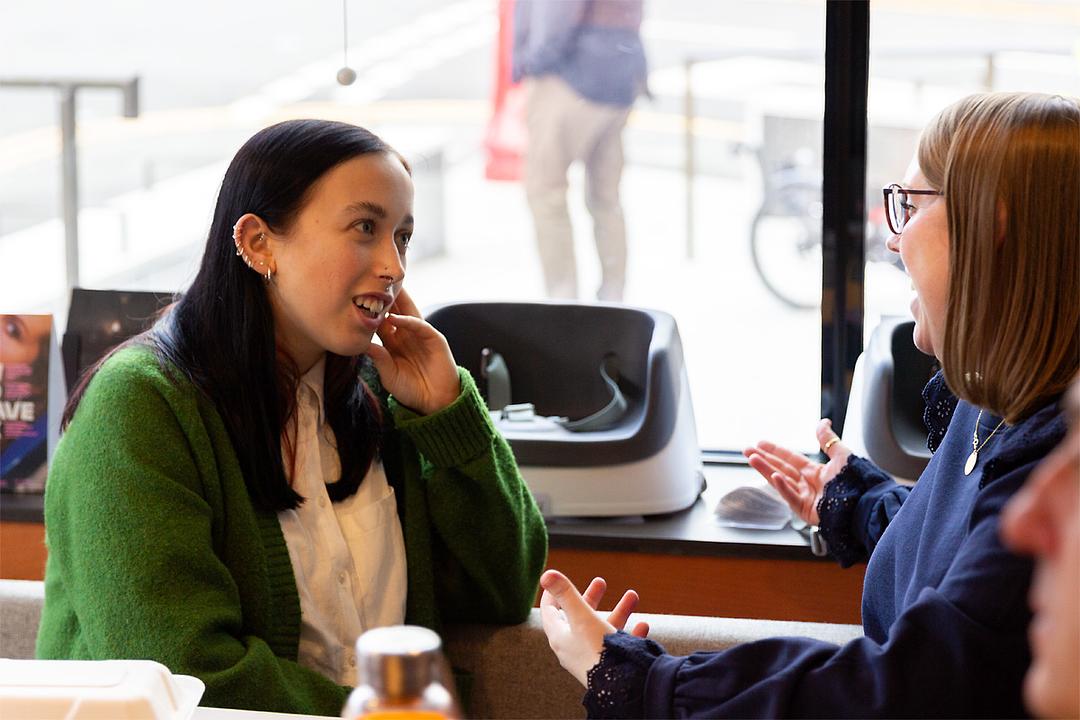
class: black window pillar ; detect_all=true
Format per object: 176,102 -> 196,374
821,0 -> 869,435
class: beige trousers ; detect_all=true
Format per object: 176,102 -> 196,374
524,75 -> 631,301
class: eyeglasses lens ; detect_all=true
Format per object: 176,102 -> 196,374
887,187 -> 908,234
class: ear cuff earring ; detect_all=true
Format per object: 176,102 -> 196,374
232,223 -> 273,281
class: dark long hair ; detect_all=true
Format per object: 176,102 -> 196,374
64,119 -> 403,511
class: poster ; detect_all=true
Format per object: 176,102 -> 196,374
0,314 -> 52,493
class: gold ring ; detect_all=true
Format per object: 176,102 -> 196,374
822,437 -> 841,453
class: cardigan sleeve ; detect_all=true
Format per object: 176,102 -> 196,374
389,367 -> 548,624
37,354 -> 349,715
816,456 -> 910,567
581,461 -> 1036,719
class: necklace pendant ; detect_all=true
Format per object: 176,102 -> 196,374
964,450 -> 978,476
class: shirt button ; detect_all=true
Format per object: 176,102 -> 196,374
338,571 -> 347,585
348,654 -> 357,668
318,497 -> 328,508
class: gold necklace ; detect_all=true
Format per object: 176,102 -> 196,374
964,409 -> 1007,476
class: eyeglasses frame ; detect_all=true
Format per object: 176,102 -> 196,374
882,184 -> 944,235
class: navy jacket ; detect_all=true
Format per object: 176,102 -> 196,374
585,374 -> 1066,718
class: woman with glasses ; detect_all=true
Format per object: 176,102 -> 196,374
538,92 -> 1079,717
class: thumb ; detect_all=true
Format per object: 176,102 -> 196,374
815,418 -> 848,460
540,570 -> 594,623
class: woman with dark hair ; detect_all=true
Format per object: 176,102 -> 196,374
539,92 -> 1079,717
36,119 -> 548,715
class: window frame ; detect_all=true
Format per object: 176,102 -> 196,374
818,0 -> 869,440
706,0 -> 868,460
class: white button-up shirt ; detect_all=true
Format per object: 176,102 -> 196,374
277,357 -> 408,685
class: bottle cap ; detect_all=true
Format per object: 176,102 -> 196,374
355,626 -> 442,700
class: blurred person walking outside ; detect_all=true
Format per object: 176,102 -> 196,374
512,0 -> 648,302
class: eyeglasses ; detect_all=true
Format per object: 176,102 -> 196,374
882,184 -> 944,235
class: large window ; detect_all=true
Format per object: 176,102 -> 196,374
0,0 -> 833,452
864,1 -> 1080,338
4,1 -> 1073,451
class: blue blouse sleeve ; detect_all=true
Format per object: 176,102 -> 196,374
816,455 -> 910,567
812,371 -> 957,568
583,632 -> 663,718
579,460 -> 1037,719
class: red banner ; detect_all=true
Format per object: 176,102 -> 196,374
483,0 -> 527,181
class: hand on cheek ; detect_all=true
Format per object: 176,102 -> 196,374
366,288 -> 460,415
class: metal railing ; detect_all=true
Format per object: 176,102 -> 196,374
0,77 -> 140,294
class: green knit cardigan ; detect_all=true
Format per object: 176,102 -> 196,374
36,347 -> 547,715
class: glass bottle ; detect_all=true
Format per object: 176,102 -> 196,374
342,625 -> 458,720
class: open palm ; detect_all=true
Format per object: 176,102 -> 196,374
743,419 -> 851,525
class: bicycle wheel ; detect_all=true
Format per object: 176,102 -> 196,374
749,182 -> 823,310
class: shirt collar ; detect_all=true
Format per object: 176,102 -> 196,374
299,355 -> 327,428
920,370 -> 1066,467
922,370 -> 958,454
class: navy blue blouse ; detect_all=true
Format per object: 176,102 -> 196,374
583,373 -> 1067,718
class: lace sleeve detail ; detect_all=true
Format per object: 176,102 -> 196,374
582,632 -> 666,719
816,455 -> 893,567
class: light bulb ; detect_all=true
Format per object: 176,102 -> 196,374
337,67 -> 357,86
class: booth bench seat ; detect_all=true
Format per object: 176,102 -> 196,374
1,579 -> 863,719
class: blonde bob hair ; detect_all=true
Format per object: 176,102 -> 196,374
917,92 -> 1079,423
